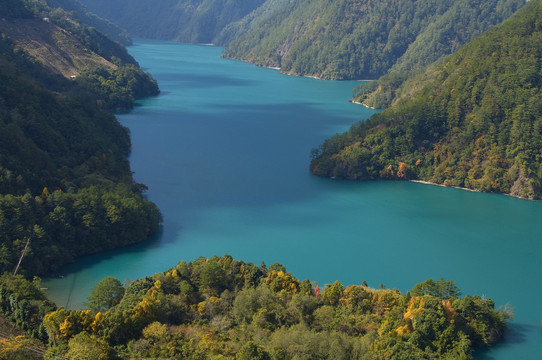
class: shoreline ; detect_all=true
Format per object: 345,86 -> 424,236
409,179 -> 540,201
409,179 -> 480,193
260,63 -> 375,82
350,100 -> 376,109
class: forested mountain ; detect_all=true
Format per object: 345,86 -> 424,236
45,0 -> 132,45
311,0 -> 542,199
223,0 -> 526,79
0,0 -> 161,276
7,0 -> 136,67
0,256 -> 507,359
77,0 -> 267,44
214,0 -> 294,45
72,0 -> 525,79
1,0 -> 159,109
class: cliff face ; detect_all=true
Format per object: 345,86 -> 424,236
0,18 -> 116,78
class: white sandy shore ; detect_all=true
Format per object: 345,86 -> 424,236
350,100 -> 376,109
261,64 -> 374,82
409,180 -> 480,193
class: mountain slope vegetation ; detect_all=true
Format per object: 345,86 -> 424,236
223,0 -> 526,79
214,0 -> 294,45
77,0 -> 267,44
71,0 -> 525,79
18,255 -> 506,359
45,0 -> 132,45
2,0 -> 160,109
310,0 -> 542,199
0,0 -> 161,276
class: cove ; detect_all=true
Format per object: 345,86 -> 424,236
43,39 -> 542,359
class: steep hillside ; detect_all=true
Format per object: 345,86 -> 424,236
223,0 -> 525,79
0,18 -> 117,78
0,1 -> 162,276
77,0 -> 266,44
214,0 -> 294,45
21,0 -> 137,66
1,0 -> 160,110
46,0 -> 132,45
310,0 -> 542,199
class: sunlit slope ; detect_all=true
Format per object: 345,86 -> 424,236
224,0 -> 525,79
311,0 -> 542,199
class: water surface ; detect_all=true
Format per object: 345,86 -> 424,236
44,39 -> 542,359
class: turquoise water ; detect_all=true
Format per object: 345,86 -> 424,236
44,39 -> 542,359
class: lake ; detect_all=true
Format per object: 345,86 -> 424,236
44,39 -> 542,359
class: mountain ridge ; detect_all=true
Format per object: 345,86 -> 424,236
310,0 -> 542,199
223,0 -> 526,79
0,0 -> 161,276
0,18 -> 117,78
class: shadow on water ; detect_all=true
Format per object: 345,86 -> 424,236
44,93 -> 363,291
48,224 -> 172,277
504,322 -> 532,344
473,322 -> 534,359
155,72 -> 260,88
42,98 -> 369,301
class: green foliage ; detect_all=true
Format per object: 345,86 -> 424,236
46,0 -> 132,45
322,280 -> 344,305
40,255 -> 508,359
311,0 -> 542,199
411,279 -> 462,300
0,31 -> 161,276
86,277 -> 125,312
224,0 -> 525,79
66,331 -> 113,360
0,184 -> 161,276
22,0 -> 135,64
76,64 -> 159,110
9,0 -> 159,110
0,0 -> 34,18
216,0 -> 295,45
0,334 -> 43,360
0,274 -> 56,341
236,341 -> 271,360
78,0 -> 267,45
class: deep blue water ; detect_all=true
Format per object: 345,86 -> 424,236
44,39 -> 542,359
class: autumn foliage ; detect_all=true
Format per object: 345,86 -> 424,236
29,256 -> 509,359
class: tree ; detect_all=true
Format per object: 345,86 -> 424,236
322,280 -> 344,305
236,341 -> 270,360
411,279 -> 461,300
199,260 -> 226,295
85,277 -> 125,312
66,332 -> 112,360
0,335 -> 41,360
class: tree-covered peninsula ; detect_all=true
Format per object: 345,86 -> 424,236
0,0 -> 162,276
0,256 -> 509,359
311,0 -> 542,199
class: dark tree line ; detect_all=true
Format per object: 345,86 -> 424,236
0,22 -> 161,276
